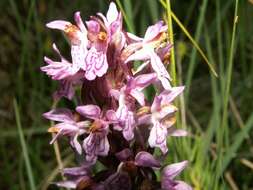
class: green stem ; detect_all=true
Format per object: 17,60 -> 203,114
14,99 -> 36,190
217,0 -> 239,179
166,0 -> 176,85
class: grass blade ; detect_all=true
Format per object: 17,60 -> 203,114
147,0 -> 159,22
160,0 -> 217,79
14,99 -> 36,190
165,0 -> 176,85
219,113 -> 253,176
217,0 -> 240,179
115,0 -> 135,33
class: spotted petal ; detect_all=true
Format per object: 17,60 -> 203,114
85,47 -> 108,80
83,131 -> 109,163
148,121 -> 168,154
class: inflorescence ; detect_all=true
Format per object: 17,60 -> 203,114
41,2 -> 192,190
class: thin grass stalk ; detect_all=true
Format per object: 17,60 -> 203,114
123,0 -> 135,33
216,0 -> 225,96
165,0 -> 176,85
147,0 -> 159,22
217,0 -> 239,179
184,0 -> 209,100
159,0 -> 217,78
203,27 -> 223,189
18,155 -> 26,190
219,113 -> 253,176
14,99 -> 36,190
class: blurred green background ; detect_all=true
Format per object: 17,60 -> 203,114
1,0 -> 253,189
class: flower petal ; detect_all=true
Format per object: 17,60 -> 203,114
130,89 -> 145,106
46,20 -> 71,31
83,129 -> 109,164
151,95 -> 162,113
148,121 -> 168,154
63,166 -> 90,177
43,108 -> 74,122
76,105 -> 101,118
137,114 -> 152,125
159,105 -> 178,119
95,54 -> 108,77
86,20 -> 100,34
144,21 -> 164,42
158,76 -> 172,90
174,181 -> 193,190
134,73 -> 157,90
71,45 -> 86,71
115,148 -> 133,162
106,2 -> 118,25
85,47 -> 108,80
125,47 -> 150,63
135,151 -> 161,168
160,86 -> 185,103
162,160 -> 188,180
106,109 -> 118,122
70,134 -> 82,154
97,135 -> 110,156
122,111 -> 135,141
42,57 -> 75,80
56,180 -> 77,189
150,51 -> 171,81
74,12 -> 87,34
168,127 -> 188,137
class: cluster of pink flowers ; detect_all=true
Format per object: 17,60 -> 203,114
42,2 -> 192,190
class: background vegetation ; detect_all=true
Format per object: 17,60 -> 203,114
0,0 -> 253,189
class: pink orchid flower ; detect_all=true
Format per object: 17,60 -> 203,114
107,73 -> 157,141
98,2 -> 126,51
41,44 -> 84,100
76,105 -> 110,164
46,12 -> 88,72
124,21 -> 172,90
138,87 -> 187,154
84,20 -> 109,80
41,43 -> 80,80
43,108 -> 89,154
